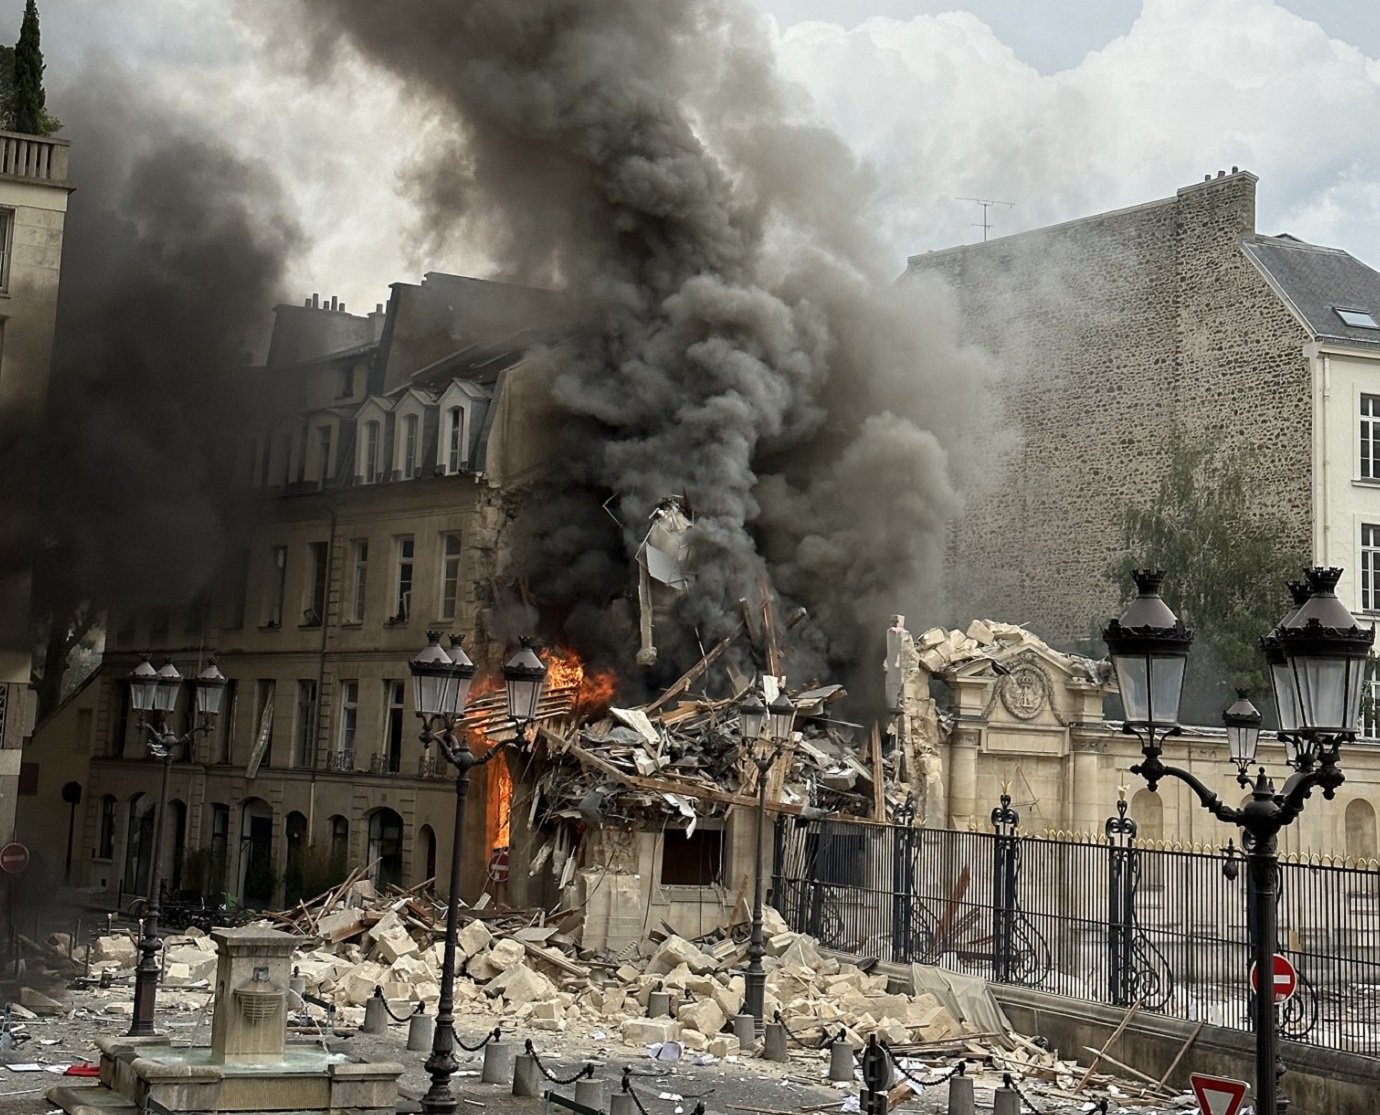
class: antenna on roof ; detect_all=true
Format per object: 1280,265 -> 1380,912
957,197 -> 1015,242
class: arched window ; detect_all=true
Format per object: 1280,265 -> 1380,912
284,811 -> 309,904
1345,799 -> 1378,861
447,407 -> 464,473
123,793 -> 155,896
328,814 -> 349,875
367,808 -> 404,889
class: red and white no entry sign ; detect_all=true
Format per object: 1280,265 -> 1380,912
1249,953 -> 1298,1003
0,842 -> 29,875
1189,1072 -> 1249,1115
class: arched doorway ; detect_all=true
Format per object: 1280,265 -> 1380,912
167,800 -> 188,892
367,808 -> 404,889
1345,799 -> 1378,861
327,814 -> 349,878
284,811 -> 308,903
123,793 -> 155,898
238,798 -> 275,907
418,824 -> 437,891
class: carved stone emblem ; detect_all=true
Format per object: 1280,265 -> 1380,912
1000,663 -> 1047,720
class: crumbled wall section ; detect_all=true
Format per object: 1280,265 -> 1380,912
906,172 -> 1313,641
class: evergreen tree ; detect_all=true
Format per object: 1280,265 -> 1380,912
9,1 -> 57,136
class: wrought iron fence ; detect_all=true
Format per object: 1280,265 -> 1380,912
772,794 -> 1380,1056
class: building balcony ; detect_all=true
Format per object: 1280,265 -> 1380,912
0,131 -> 70,186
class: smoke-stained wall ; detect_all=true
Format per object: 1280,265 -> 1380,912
907,172 -> 1314,644
269,0 -> 997,691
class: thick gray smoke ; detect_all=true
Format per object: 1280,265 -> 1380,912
279,0 -> 994,689
35,63 -> 301,646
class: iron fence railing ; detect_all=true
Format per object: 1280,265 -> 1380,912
772,795 -> 1380,1057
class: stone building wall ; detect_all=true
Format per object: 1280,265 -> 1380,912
906,171 -> 1313,643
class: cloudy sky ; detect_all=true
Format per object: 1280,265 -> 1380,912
12,0 -> 1380,312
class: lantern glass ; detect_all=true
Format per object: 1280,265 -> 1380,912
1289,653 -> 1366,734
410,632 -> 463,720
504,640 -> 548,725
739,692 -> 767,741
768,692 -> 796,743
128,657 -> 160,713
1222,690 -> 1261,768
153,661 -> 182,714
448,636 -> 477,718
1102,570 -> 1193,733
1268,657 -> 1301,733
194,660 -> 228,718
1275,567 -> 1374,738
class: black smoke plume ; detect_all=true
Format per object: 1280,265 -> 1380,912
276,0 -> 994,692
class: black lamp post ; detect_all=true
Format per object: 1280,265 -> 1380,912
1105,567 -> 1372,1115
126,655 -> 227,1037
741,688 -> 796,1023
411,632 -> 547,1115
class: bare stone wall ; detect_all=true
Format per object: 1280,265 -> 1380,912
906,172 -> 1312,643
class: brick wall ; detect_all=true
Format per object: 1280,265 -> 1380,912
906,172 -> 1312,643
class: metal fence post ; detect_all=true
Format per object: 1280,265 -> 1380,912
891,793 -> 917,961
990,788 -> 1020,984
1106,792 -> 1138,1006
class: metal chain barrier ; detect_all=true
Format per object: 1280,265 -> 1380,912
878,1043 -> 967,1089
523,1038 -> 595,1085
371,987 -> 426,1024
772,1010 -> 836,1049
1001,1071 -> 1045,1114
619,1073 -> 707,1115
459,1025 -> 502,1052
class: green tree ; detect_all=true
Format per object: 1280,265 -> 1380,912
7,1 -> 58,136
1107,435 -> 1307,726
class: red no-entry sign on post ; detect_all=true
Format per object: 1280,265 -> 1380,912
1249,953 -> 1298,1003
0,842 -> 29,875
1189,1073 -> 1249,1115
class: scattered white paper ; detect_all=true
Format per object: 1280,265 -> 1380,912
4,1064 -> 42,1072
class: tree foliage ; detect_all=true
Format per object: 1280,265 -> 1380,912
6,2 -> 58,136
1107,435 -> 1307,726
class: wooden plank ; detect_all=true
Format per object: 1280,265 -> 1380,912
1073,1000 -> 1139,1093
868,723 -> 885,821
1156,1019 -> 1204,1087
1078,1046 -> 1172,1094
646,622 -> 746,712
760,579 -> 782,679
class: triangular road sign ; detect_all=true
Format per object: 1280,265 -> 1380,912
1190,1072 -> 1249,1115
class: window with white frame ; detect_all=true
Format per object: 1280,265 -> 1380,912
1363,669 -> 1380,740
338,681 -> 359,763
440,532 -> 462,620
363,420 -> 382,483
1363,524 -> 1380,612
446,407 -> 464,473
391,535 -> 414,623
0,210 -> 14,292
1362,394 -> 1380,480
349,539 -> 368,623
402,413 -> 419,479
383,680 -> 405,773
295,680 -> 317,768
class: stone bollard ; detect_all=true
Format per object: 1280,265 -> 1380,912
647,990 -> 672,1018
829,1036 -> 855,1083
946,1072 -> 974,1115
482,1041 -> 514,1084
289,966 -> 306,1002
610,1091 -> 638,1115
574,1077 -> 604,1112
733,1013 -> 756,1051
762,1021 -> 787,1062
362,988 -> 388,1035
408,1008 -> 434,1053
992,1084 -> 1020,1115
512,1054 -> 541,1098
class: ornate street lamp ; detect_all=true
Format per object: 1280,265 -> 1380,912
125,655 -> 228,1037
1106,567 -> 1372,1115
410,633 -> 545,1115
742,686 -> 795,1023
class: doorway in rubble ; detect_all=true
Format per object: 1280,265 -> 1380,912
238,798 -> 274,907
367,808 -> 404,890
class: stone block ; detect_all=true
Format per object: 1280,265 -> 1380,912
164,946 -> 217,984
660,962 -> 693,989
489,964 -> 559,1007
711,981 -> 743,1018
677,998 -> 726,1037
621,1017 -> 680,1044
706,1035 -> 736,1058
93,935 -> 138,967
458,919 -> 494,957
679,1028 -> 708,1051
648,935 -> 716,975
18,987 -> 67,1015
489,937 -> 525,967
531,1000 -> 561,1021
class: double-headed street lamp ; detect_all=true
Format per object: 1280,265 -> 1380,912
1104,567 -> 1372,1115
409,632 -> 547,1115
124,655 -> 228,1037
738,687 -> 797,1023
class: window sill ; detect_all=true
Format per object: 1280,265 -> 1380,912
340,621 -> 364,629
259,623 -> 283,632
1352,477 -> 1380,487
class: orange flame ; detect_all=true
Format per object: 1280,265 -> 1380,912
544,646 -> 619,719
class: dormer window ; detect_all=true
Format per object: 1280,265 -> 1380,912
447,406 -> 465,473
316,425 -> 334,484
402,413 -> 419,479
1336,307 -> 1380,330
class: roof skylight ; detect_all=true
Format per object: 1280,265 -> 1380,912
1335,307 -> 1380,329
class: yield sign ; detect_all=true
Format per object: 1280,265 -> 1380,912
1189,1072 -> 1249,1115
1249,953 -> 1299,1003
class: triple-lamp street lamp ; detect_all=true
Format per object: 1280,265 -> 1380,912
738,687 -> 797,1024
1103,567 -> 1372,1115
124,655 -> 228,1037
409,632 -> 548,1115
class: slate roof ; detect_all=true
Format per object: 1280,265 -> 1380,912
1243,234 -> 1380,348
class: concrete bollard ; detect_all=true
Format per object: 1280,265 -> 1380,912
289,967 -> 306,1002
512,1054 -> 541,1098
762,1022 -> 787,1062
829,1037 -> 855,1083
992,1085 -> 1020,1115
647,990 -> 672,1018
733,1013 -> 756,1050
574,1078 -> 604,1111
946,1074 -> 974,1115
408,1010 -> 434,1052
362,989 -> 388,1035
610,1092 -> 638,1115
481,1041 -> 514,1084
